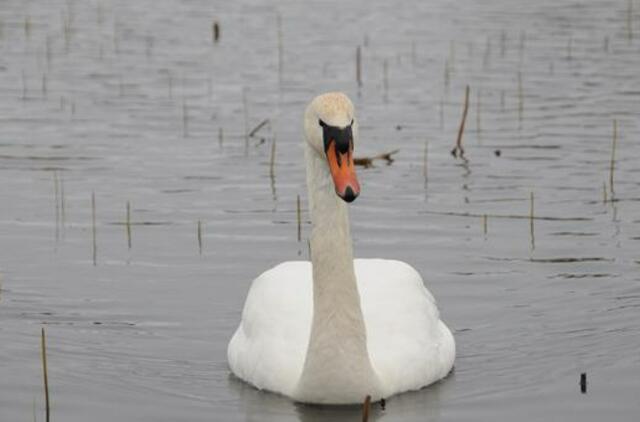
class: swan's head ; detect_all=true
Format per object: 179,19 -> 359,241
304,92 -> 360,203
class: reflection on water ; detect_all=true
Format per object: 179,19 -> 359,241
1,0 -> 640,421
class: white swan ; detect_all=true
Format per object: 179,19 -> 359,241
228,92 -> 455,404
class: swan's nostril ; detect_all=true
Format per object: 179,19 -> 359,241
340,186 -> 359,203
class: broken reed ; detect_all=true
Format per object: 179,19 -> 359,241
197,220 -> 203,255
451,85 -> 470,157
356,46 -> 362,87
92,192 -> 97,266
609,119 -> 617,196
212,20 -> 220,43
126,201 -> 132,249
296,195 -> 301,242
41,328 -> 50,422
483,214 -> 488,235
362,395 -> 371,422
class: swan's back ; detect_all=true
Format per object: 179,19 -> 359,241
227,259 -> 455,399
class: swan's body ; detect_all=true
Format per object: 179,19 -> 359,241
228,92 -> 455,404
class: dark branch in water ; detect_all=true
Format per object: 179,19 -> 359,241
248,119 -> 270,138
354,149 -> 399,168
451,85 -> 470,158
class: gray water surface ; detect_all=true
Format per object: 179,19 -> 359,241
1,0 -> 640,421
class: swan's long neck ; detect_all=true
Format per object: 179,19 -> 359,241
295,144 -> 380,403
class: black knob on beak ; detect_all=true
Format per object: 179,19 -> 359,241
340,186 -> 359,203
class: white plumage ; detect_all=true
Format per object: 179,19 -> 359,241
228,259 -> 455,401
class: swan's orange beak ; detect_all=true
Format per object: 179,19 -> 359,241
327,140 -> 360,203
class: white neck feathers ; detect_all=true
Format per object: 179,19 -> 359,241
294,145 -> 380,403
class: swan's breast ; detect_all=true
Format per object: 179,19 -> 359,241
227,261 -> 313,396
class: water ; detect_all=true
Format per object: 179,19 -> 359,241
1,0 -> 639,420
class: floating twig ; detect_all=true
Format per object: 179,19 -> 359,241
248,119 -> 270,138
451,85 -> 470,158
580,372 -> 587,393
354,149 -> 399,168
41,328 -> 50,422
197,220 -> 202,255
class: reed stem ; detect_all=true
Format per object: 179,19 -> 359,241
269,136 -> 276,180
609,119 -> 617,197
356,46 -> 362,87
423,140 -> 428,183
41,328 -> 50,422
529,191 -> 535,250
383,59 -> 389,103
182,101 -> 188,138
92,192 -> 97,266
296,195 -> 301,242
126,201 -> 131,249
212,21 -> 220,43
277,14 -> 283,86
362,395 -> 371,422
518,71 -> 524,127
197,220 -> 202,255
483,214 -> 488,235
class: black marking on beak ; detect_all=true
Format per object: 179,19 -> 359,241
341,186 -> 358,203
319,120 -> 354,157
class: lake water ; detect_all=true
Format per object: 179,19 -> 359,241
1,0 -> 639,420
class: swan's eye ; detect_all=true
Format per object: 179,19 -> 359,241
318,119 -> 327,128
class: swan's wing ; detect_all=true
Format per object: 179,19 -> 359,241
355,259 -> 455,397
227,261 -> 312,396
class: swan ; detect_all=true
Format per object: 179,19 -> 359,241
227,92 -> 455,404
